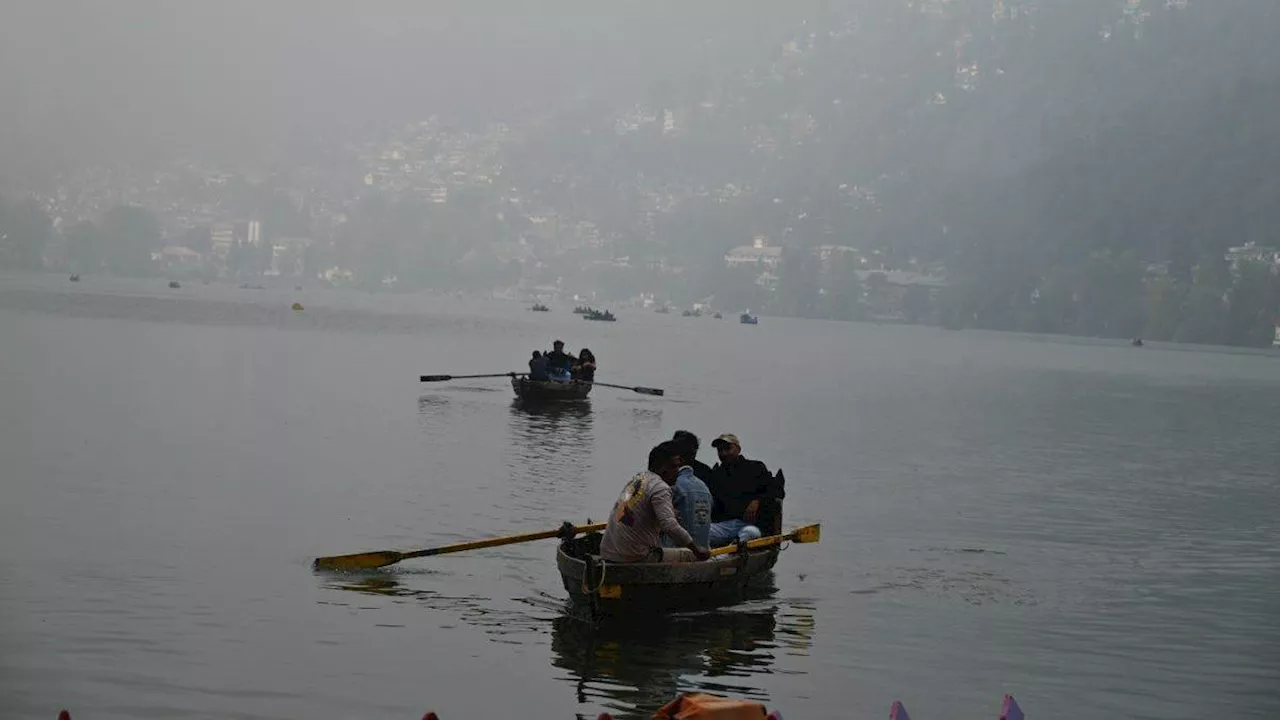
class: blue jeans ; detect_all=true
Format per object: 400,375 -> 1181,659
708,520 -> 761,548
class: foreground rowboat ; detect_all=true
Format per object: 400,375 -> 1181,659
512,376 -> 593,402
557,531 -> 780,616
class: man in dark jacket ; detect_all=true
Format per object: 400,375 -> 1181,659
545,340 -> 576,374
528,351 -> 550,381
706,433 -> 785,546
671,430 -> 713,482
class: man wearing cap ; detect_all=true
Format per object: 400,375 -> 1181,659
545,340 -> 577,376
706,433 -> 785,547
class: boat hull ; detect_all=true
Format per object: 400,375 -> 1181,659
557,533 -> 779,616
511,377 -> 593,402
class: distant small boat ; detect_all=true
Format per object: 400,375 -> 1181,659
655,306 -> 671,314
69,274 -> 80,282
292,302 -> 304,311
713,312 -> 723,319
740,313 -> 759,325
1131,337 -> 1144,347
584,309 -> 616,322
530,303 -> 550,312
573,305 -> 592,315
168,281 -> 181,289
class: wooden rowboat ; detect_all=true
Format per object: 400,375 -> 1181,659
557,532 -> 779,617
512,376 -> 593,402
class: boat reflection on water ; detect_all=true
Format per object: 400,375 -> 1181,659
321,575 -> 815,719
507,398 -> 594,441
505,398 -> 595,490
550,579 -> 816,719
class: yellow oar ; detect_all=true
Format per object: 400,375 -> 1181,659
313,522 -> 607,571
709,523 -> 821,557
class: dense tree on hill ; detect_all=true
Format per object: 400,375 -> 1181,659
65,221 -> 103,275
0,196 -> 52,271
101,205 -> 161,277
181,225 -> 213,256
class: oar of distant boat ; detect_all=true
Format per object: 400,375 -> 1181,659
420,372 -> 664,396
582,380 -> 664,396
420,372 -> 522,382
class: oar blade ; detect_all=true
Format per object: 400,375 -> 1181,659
420,375 -> 452,382
792,523 -> 821,543
313,550 -> 404,572
633,386 -> 664,396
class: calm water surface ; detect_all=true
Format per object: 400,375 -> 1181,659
1,276 -> 1277,719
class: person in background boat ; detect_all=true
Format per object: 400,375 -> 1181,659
706,433 -> 783,547
600,441 -> 712,564
545,340 -> 577,375
672,430 -> 713,482
573,348 -> 597,382
661,435 -> 713,550
528,350 -> 550,381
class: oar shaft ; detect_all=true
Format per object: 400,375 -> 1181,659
399,522 -> 606,561
586,381 -> 664,396
420,373 -> 523,382
313,521 -> 607,571
710,533 -> 786,557
709,524 -> 819,556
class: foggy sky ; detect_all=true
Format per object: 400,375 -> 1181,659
0,0 -> 808,180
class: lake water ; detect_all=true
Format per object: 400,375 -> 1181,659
2,275 -> 1278,719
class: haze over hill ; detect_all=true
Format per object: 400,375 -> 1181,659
2,0 -> 1278,346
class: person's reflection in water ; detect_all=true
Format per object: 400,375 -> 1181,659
550,581 -> 815,719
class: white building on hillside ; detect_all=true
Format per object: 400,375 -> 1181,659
725,236 -> 782,269
1225,242 -> 1280,271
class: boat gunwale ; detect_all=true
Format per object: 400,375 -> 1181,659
556,537 -> 780,586
511,376 -> 593,401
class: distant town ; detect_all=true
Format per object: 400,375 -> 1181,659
0,111 -> 951,323
3,0 -> 1280,348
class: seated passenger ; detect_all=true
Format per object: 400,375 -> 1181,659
706,433 -> 784,547
661,434 -> 712,549
600,441 -> 712,564
573,348 -> 597,382
528,351 -> 550,381
545,340 -> 576,374
671,430 -> 713,482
